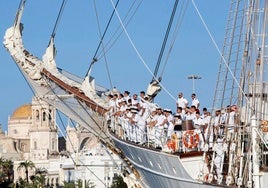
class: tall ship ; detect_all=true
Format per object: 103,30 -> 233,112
3,0 -> 268,187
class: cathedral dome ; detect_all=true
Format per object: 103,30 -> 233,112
11,104 -> 32,119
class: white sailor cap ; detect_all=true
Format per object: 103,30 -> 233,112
163,108 -> 172,113
151,108 -> 157,112
130,106 -> 138,110
131,109 -> 138,113
174,113 -> 180,117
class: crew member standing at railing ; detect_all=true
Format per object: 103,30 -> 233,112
163,109 -> 174,139
107,94 -> 115,120
139,96 -> 151,121
123,107 -> 132,140
146,108 -> 158,146
203,110 -> 213,148
225,105 -> 238,141
174,113 -> 183,150
176,106 -> 186,121
193,111 -> 205,150
185,105 -> 197,120
131,93 -> 139,106
124,91 -> 131,105
127,107 -> 139,143
155,107 -> 166,149
114,99 -> 127,118
211,109 -> 222,138
136,112 -> 147,144
128,107 -> 146,144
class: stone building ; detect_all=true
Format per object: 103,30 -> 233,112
0,97 -> 137,187
0,97 -> 58,161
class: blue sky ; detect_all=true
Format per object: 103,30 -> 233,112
0,0 -> 229,131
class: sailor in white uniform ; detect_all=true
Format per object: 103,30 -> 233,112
123,91 -> 131,105
176,92 -> 188,113
191,93 -> 200,109
193,111 -> 205,150
154,107 -> 166,149
123,107 -> 132,140
146,108 -> 158,145
163,109 -> 174,139
131,93 -> 139,106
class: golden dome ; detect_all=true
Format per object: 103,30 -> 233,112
11,104 -> 32,119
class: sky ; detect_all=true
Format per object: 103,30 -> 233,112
0,0 -> 229,132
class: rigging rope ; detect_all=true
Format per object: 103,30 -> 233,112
109,0 -> 177,102
20,70 -> 110,186
93,0 -> 142,90
96,0 -> 143,61
153,0 -> 179,82
93,0 -> 114,89
11,1 -> 132,185
85,0 -> 120,78
49,0 -> 67,42
160,0 -> 189,78
191,0 -> 252,110
14,0 -> 78,159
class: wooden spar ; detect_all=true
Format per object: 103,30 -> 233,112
42,68 -> 108,116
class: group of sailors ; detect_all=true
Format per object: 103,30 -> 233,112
107,90 -> 239,152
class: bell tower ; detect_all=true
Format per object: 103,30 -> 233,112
29,97 -> 58,160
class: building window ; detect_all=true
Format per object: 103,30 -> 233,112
36,110 -> 39,120
51,178 -> 54,187
21,143 -> 26,152
52,140 -> 55,150
42,111 -> 46,121
34,141 -> 37,149
49,109 -> 52,122
56,177 -> 59,187
46,178 -> 49,187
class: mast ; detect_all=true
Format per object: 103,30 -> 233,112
251,115 -> 260,188
212,0 -> 268,186
146,0 -> 179,101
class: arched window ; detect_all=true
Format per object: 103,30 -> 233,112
56,177 -> 59,187
42,111 -> 46,121
20,143 -> 26,152
46,178 -> 50,187
51,178 -> 54,186
36,110 -> 39,120
48,109 -> 52,122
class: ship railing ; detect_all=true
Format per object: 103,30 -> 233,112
109,116 -> 203,153
108,115 -> 253,153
